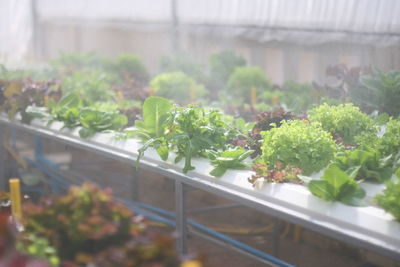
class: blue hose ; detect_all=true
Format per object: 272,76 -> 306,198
124,200 -> 295,267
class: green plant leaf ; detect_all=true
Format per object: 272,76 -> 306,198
308,180 -> 335,201
322,164 -> 349,192
137,96 -> 172,138
210,166 -> 228,177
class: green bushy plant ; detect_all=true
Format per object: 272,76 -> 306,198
105,54 -> 149,84
261,120 -> 337,175
308,103 -> 376,145
281,81 -> 317,113
150,71 -> 207,103
61,69 -> 116,102
375,171 -> 400,221
334,149 -> 393,183
380,118 -> 400,157
227,66 -> 271,101
209,50 -> 246,89
160,52 -> 206,83
360,69 -> 400,117
49,51 -> 105,72
170,105 -> 238,173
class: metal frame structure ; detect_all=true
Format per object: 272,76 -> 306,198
1,116 -> 400,264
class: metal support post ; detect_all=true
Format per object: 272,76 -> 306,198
175,180 -> 188,255
131,167 -> 139,201
272,218 -> 282,257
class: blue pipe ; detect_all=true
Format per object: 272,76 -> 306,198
125,200 -> 294,267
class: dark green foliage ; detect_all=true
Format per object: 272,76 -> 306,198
380,118 -> 400,157
281,81 -> 317,113
160,52 -> 206,83
227,67 -> 271,101
209,50 -> 246,89
360,69 -> 400,116
61,69 -> 116,103
105,54 -> 149,84
375,173 -> 400,221
49,51 -> 105,73
334,149 -> 393,183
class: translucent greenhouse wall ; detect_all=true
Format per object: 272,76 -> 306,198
0,0 -> 34,63
1,0 -> 400,83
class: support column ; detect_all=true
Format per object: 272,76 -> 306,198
175,180 -> 188,255
131,167 -> 139,201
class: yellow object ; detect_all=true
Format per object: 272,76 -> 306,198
148,87 -> 155,96
271,95 -> 279,106
44,95 -> 49,107
9,178 -> 22,221
280,222 -> 291,238
181,260 -> 202,267
117,90 -> 124,104
251,87 -> 257,106
189,87 -> 196,102
293,225 -> 302,243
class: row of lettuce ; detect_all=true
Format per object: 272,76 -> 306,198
1,52 -> 400,218
2,51 -> 400,118
1,183 -> 200,266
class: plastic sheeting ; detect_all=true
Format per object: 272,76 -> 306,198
177,0 -> 400,45
35,0 -> 400,45
0,0 -> 34,63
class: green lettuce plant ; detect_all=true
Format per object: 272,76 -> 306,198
380,118 -> 400,157
130,97 -> 173,164
160,52 -> 206,83
209,50 -> 246,89
300,164 -> 366,206
104,54 -> 149,84
207,147 -> 253,177
61,69 -> 116,103
375,170 -> 400,221
227,66 -> 271,102
308,103 -> 376,145
281,81 -> 317,113
150,71 -> 207,103
334,149 -> 393,183
170,105 -> 238,173
261,120 -> 337,175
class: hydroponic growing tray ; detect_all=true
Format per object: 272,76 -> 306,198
0,115 -> 399,261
